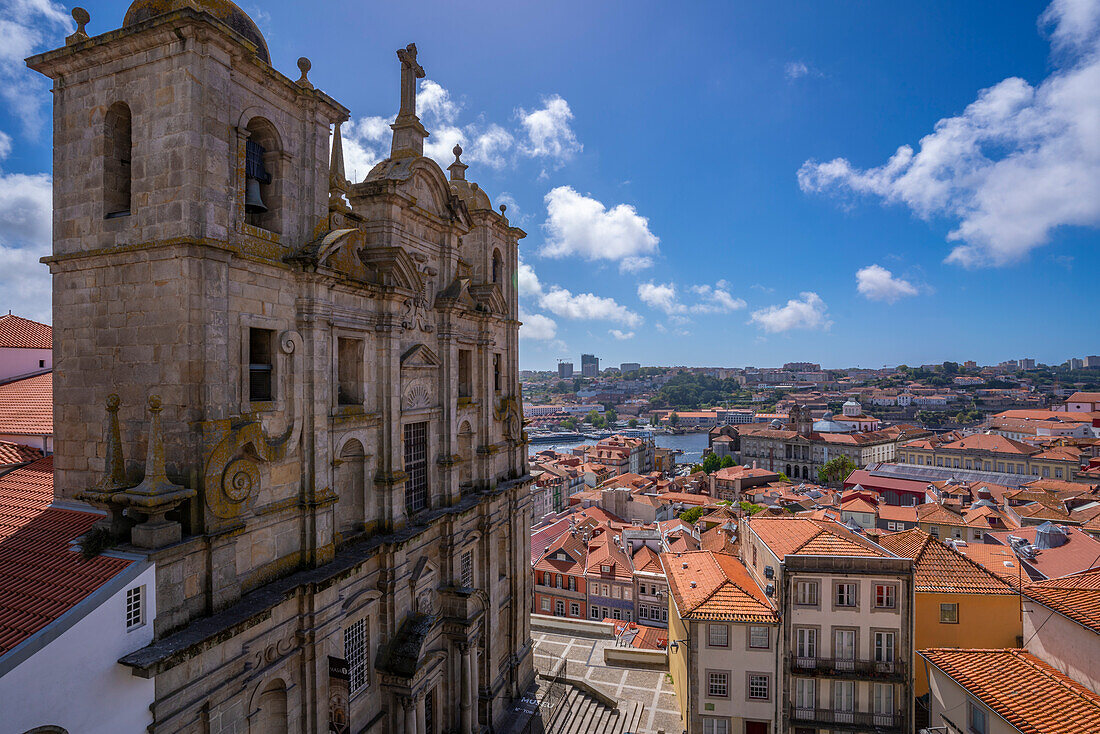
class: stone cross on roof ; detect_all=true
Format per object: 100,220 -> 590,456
397,43 -> 425,117
391,43 -> 429,158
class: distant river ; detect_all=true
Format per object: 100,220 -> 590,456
531,432 -> 711,465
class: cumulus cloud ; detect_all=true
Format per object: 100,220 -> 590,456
689,281 -> 748,313
0,0 -> 71,136
517,95 -> 582,163
609,329 -> 634,340
539,286 -> 642,328
784,61 -> 811,80
517,256 -> 544,298
749,292 -> 831,333
541,186 -> 660,269
637,282 -> 684,315
519,309 -> 557,341
855,264 -> 920,303
798,0 -> 1100,267
0,143 -> 53,322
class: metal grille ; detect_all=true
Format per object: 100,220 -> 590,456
125,586 -> 143,629
461,551 -> 473,588
345,619 -> 368,692
404,422 -> 428,514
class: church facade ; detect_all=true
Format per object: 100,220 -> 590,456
28,2 -> 534,732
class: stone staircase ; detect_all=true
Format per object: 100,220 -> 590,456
542,683 -> 647,734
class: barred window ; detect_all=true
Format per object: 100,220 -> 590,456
345,618 -> 368,693
461,551 -> 473,588
125,586 -> 144,630
708,624 -> 728,647
404,422 -> 428,514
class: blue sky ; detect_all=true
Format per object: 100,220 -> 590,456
1,0 -> 1098,370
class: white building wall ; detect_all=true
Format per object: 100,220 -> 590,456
1023,602 -> 1100,694
1,563 -> 156,734
0,346 -> 51,381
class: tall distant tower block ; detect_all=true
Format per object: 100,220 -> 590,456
28,2 -> 534,731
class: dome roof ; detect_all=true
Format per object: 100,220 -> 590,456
123,0 -> 270,63
843,399 -> 860,406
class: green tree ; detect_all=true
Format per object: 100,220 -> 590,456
702,453 -> 721,474
720,455 -> 735,468
818,455 -> 858,485
572,377 -> 583,392
738,501 -> 766,515
679,506 -> 706,524
628,418 -> 639,428
776,472 -> 789,482
669,412 -> 680,427
605,409 -> 618,425
649,413 -> 660,426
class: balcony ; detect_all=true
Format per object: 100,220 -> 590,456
789,705 -> 904,732
789,655 -> 905,681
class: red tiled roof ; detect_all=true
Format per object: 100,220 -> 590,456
0,441 -> 43,466
1024,568 -> 1100,634
0,457 -> 133,655
878,529 -> 1015,594
919,648 -> 1100,733
0,372 -> 52,436
987,526 -> 1100,580
660,550 -> 777,623
748,516 -> 893,559
0,315 -> 51,349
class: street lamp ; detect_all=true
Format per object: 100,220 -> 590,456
667,638 -> 689,653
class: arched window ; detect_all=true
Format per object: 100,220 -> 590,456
104,102 -> 132,218
491,249 -> 503,285
253,679 -> 288,734
785,464 -> 792,477
244,117 -> 282,233
335,440 -> 365,536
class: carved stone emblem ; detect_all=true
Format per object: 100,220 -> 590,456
402,380 -> 432,411
401,264 -> 437,332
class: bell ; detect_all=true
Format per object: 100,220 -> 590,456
245,177 -> 267,214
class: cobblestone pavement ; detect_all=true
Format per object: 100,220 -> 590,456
532,631 -> 682,734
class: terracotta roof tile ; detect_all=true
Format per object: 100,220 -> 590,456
0,441 -> 44,466
660,550 -> 778,623
878,529 -> 1015,594
959,544 -> 1027,589
0,457 -> 133,655
919,648 -> 1100,734
0,315 -> 51,349
748,516 -> 893,559
0,372 -> 52,436
1024,568 -> 1100,634
987,526 -> 1100,580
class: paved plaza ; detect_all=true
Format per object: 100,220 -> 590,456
532,630 -> 682,734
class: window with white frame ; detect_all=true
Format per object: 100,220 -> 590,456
541,598 -> 551,612
748,674 -> 769,700
708,624 -> 729,647
874,584 -> 896,609
707,671 -> 729,698
461,551 -> 473,588
702,718 -> 729,734
835,582 -> 857,607
570,602 -> 579,617
639,606 -> 649,619
832,680 -> 855,712
795,580 -> 818,606
874,683 -> 894,715
590,606 -> 599,619
345,618 -> 368,693
968,699 -> 988,734
875,631 -> 896,663
125,586 -> 144,630
749,625 -> 769,649
795,678 -> 816,709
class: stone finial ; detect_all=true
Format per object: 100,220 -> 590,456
447,143 -> 468,182
329,121 -> 350,207
499,204 -> 507,215
116,395 -> 196,548
296,57 -> 313,89
90,394 -> 130,495
66,7 -> 90,45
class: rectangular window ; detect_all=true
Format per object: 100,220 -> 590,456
795,580 -> 818,606
835,582 -> 857,607
612,608 -> 621,620
248,327 -> 274,402
337,337 -> 363,405
568,576 -> 576,591
623,587 -> 631,600
125,586 -> 144,630
795,627 -> 817,658
458,349 -> 472,398
708,624 -> 729,648
461,551 -> 473,588
940,603 -> 959,624
795,678 -> 816,709
834,629 -> 856,662
968,700 -> 988,734
639,606 -> 649,619
875,631 -> 896,663
702,719 -> 729,734
832,680 -> 855,712
345,618 -> 368,693
403,422 -> 429,514
930,526 -> 940,538
749,626 -> 769,649
493,353 -> 502,392
590,606 -> 599,619
748,674 -> 769,700
874,683 -> 894,715
875,584 -> 896,609
707,671 -> 729,698
541,597 -> 550,611
570,602 -> 579,617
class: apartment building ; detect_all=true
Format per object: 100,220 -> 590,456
741,516 -> 915,733
898,432 -> 1081,481
662,550 -> 779,734
533,528 -> 588,620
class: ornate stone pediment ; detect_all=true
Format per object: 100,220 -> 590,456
356,245 -> 421,290
401,344 -> 440,412
435,276 -> 478,311
401,343 -> 441,370
469,283 -> 507,315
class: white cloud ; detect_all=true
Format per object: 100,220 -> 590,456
468,124 -> 514,170
618,256 -> 654,273
0,165 -> 53,323
749,292 -> 831,333
637,282 -> 684,315
609,329 -> 634,340
798,0 -> 1100,267
0,130 -> 10,160
689,281 -> 747,313
517,256 -> 543,298
539,285 -> 642,328
541,186 -> 660,268
519,309 -> 557,341
855,264 -> 919,303
785,61 -> 811,80
517,94 -> 582,163
0,0 -> 72,136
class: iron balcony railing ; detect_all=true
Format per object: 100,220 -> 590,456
790,654 -> 905,679
789,705 -> 904,731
